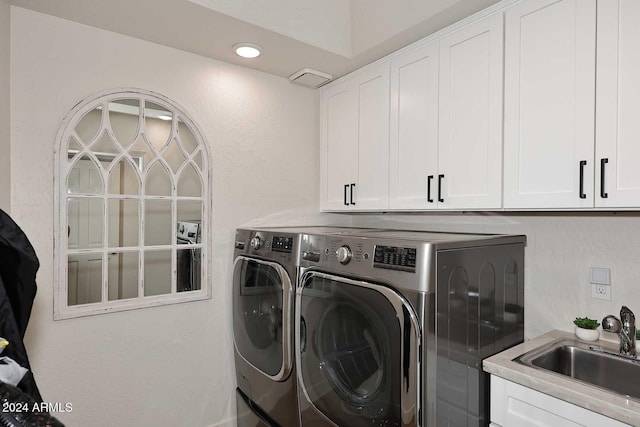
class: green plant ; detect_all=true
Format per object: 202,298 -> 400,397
573,317 -> 600,329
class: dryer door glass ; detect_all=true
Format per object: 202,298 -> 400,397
298,272 -> 418,427
233,257 -> 291,379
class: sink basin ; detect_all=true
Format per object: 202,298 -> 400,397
515,339 -> 640,401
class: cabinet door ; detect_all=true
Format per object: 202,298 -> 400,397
490,376 -> 628,427
354,63 -> 390,211
320,80 -> 358,211
438,13 -> 504,209
503,0 -> 596,209
389,42 -> 439,210
596,0 -> 640,208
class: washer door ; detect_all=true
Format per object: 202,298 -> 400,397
297,271 -> 420,427
233,256 -> 293,381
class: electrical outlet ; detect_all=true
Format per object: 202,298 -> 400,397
592,283 -> 611,300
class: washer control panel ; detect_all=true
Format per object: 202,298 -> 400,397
373,245 -> 417,272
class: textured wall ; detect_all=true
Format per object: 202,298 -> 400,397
10,7 -> 326,426
0,0 -> 10,212
189,0 -> 352,57
348,212 -> 640,340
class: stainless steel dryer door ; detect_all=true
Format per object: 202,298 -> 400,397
233,256 -> 293,381
296,271 -> 421,427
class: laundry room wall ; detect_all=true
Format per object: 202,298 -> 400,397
0,0 -> 10,212
347,212 -> 640,341
10,6 -> 330,426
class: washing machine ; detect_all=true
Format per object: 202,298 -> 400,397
295,229 -> 526,427
233,226 -> 369,426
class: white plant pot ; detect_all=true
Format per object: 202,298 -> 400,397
575,326 -> 599,342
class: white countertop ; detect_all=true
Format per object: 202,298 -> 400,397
483,330 -> 640,426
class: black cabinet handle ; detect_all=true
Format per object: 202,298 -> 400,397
350,183 -> 356,205
438,174 -> 445,203
427,175 -> 434,203
600,158 -> 609,199
344,184 -> 349,206
579,160 -> 587,199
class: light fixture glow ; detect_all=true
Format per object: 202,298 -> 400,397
234,43 -> 261,58
157,115 -> 172,121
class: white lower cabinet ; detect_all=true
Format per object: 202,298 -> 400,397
490,376 -> 629,427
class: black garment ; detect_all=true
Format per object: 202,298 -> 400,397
0,210 -> 41,402
0,382 -> 63,427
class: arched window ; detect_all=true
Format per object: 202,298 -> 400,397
54,88 -> 210,319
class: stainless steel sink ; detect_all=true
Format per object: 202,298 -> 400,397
515,338 -> 640,400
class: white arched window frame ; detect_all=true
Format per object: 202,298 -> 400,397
54,88 -> 211,319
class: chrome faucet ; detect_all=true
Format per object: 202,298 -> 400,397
602,306 -> 636,357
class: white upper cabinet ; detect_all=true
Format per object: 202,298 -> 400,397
388,12 -> 503,211
389,42 -> 439,210
438,13 -> 504,209
356,64 -> 390,211
322,0 -> 640,212
503,0 -> 597,209
320,62 -> 389,211
596,0 -> 640,208
321,82 -> 358,210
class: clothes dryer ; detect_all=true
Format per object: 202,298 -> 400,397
233,226 -> 369,426
233,228 -> 301,427
295,230 -> 526,427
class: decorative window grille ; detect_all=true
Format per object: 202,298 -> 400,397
54,88 -> 210,319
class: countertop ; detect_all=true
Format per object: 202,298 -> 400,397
483,329 -> 640,426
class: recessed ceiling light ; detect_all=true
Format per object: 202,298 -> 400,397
233,43 -> 261,59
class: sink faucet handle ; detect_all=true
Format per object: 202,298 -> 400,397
620,306 -> 636,357
620,306 -> 635,323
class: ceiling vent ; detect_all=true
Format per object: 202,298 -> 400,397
289,68 -> 333,88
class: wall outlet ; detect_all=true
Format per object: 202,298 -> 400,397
592,283 -> 611,300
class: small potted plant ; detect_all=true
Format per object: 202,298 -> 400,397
574,317 -> 600,341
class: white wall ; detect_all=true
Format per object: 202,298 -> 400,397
349,0 -> 499,55
10,7 -> 328,426
188,0 -> 352,57
0,0 -> 10,212
348,213 -> 640,340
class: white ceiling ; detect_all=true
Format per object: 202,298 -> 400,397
10,0 -> 500,82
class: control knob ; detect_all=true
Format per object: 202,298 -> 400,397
336,245 -> 352,264
250,236 -> 262,250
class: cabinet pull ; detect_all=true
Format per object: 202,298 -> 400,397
579,160 -> 587,199
438,174 -> 445,203
344,184 -> 349,206
350,183 -> 356,205
600,158 -> 609,199
427,175 -> 434,203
